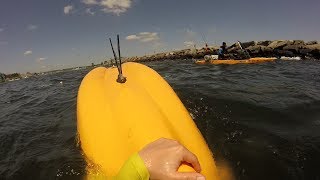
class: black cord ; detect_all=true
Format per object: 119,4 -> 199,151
109,38 -> 121,74
109,36 -> 127,83
117,35 -> 123,74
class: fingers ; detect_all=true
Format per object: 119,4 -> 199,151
181,147 -> 202,173
171,172 -> 206,180
161,138 -> 202,173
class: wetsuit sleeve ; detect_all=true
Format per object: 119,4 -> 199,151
114,153 -> 150,180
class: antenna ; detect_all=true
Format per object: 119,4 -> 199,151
117,35 -> 123,74
109,38 -> 120,72
108,36 -> 126,83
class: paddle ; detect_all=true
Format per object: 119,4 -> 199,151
237,41 -> 251,59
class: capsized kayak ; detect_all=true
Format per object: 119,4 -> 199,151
195,57 -> 276,65
77,62 -> 219,179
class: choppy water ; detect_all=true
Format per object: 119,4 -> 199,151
1,59 -> 320,180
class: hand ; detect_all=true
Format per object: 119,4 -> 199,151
138,138 -> 205,180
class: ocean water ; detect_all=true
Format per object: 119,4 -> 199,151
0,59 -> 320,180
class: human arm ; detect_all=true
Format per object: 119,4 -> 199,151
114,138 -> 205,180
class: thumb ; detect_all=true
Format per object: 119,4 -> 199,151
171,172 -> 206,180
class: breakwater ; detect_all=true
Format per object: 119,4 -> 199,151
124,40 -> 319,62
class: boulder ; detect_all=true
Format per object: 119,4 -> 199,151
306,44 -> 320,58
262,46 -> 274,53
267,40 -> 293,49
246,45 -> 273,51
227,46 -> 240,53
299,48 -> 312,55
228,43 -> 238,49
246,45 -> 262,54
240,41 -> 257,48
283,44 -> 305,53
267,40 -> 281,48
257,40 -> 272,46
306,44 -> 320,51
210,45 -> 220,50
306,41 -> 318,45
274,50 -> 294,57
292,40 -> 305,45
245,45 -> 273,56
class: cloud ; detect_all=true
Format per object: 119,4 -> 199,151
86,8 -> 95,15
100,0 -> 132,15
126,32 -> 165,52
64,5 -> 74,14
27,24 -> 38,31
126,35 -> 140,40
36,57 -> 47,63
24,50 -> 33,56
0,28 -> 4,32
80,0 -> 132,15
82,0 -> 98,5
126,32 -> 160,43
178,28 -> 200,47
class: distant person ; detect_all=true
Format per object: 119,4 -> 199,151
218,42 -> 228,60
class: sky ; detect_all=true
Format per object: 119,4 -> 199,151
0,0 -> 319,73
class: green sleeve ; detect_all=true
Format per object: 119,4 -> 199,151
114,153 -> 150,180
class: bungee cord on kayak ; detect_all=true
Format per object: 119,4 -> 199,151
109,35 -> 127,84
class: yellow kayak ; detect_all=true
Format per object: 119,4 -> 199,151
77,62 -> 219,179
196,57 -> 276,65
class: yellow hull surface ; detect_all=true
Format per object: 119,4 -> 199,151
77,62 -> 218,179
196,57 -> 276,65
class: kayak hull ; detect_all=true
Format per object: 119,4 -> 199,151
77,62 -> 218,179
196,57 -> 276,65
280,56 -> 301,61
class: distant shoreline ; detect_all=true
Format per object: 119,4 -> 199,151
1,40 -> 319,82
124,40 -> 320,62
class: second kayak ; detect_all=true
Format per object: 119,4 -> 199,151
195,57 -> 276,65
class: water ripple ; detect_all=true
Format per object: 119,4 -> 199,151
0,60 -> 320,179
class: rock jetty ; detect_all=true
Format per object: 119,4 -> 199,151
124,40 -> 319,62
